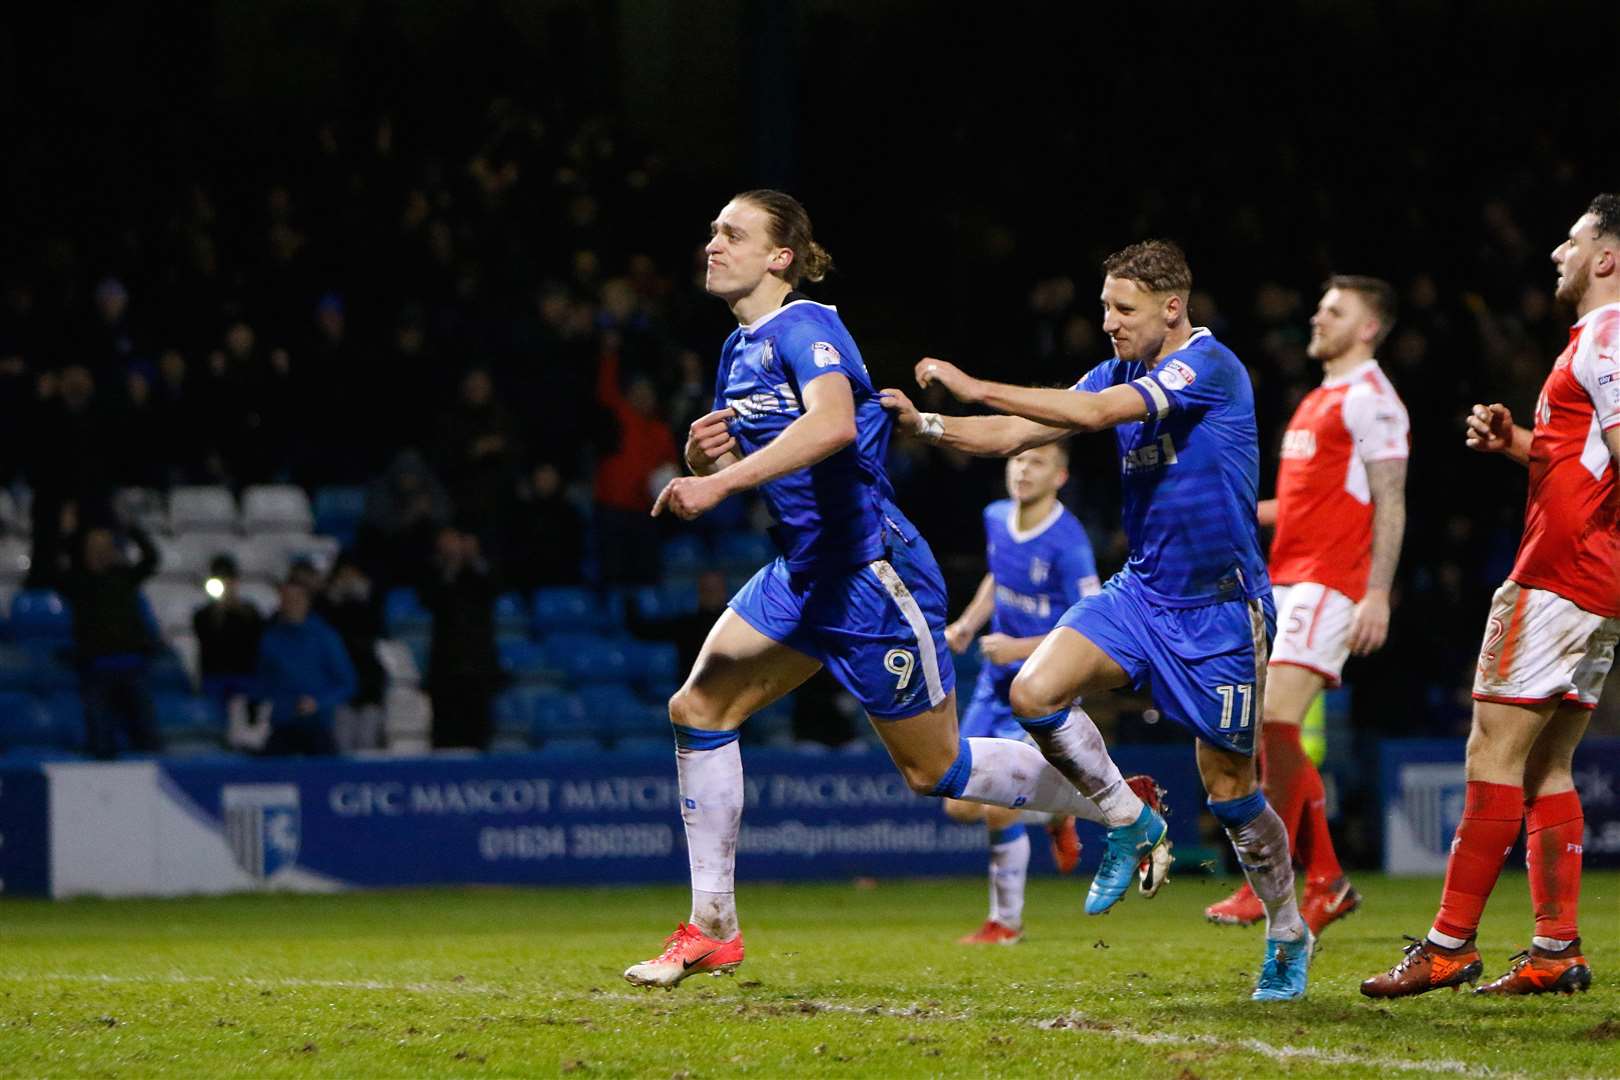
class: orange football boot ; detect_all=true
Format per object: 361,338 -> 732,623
1474,941 -> 1591,996
1360,935 -> 1484,998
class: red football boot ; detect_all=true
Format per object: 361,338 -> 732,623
1046,816 -> 1082,875
623,923 -> 745,988
958,919 -> 1023,945
1125,774 -> 1173,896
1301,876 -> 1362,937
1205,883 -> 1265,927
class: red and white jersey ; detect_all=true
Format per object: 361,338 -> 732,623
1269,360 -> 1409,601
1510,302 -> 1620,617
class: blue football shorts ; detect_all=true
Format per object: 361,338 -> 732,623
1056,571 -> 1276,755
728,533 -> 956,721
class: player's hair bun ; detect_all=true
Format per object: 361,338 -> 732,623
735,188 -> 832,288
799,239 -> 833,284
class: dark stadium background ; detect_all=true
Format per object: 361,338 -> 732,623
1,0 -> 1616,785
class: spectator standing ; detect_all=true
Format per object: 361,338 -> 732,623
255,579 -> 356,756
316,554 -> 387,750
57,524 -> 161,758
434,367 -> 519,544
420,526 -> 502,750
192,553 -> 265,706
500,461 -> 586,590
592,341 -> 677,584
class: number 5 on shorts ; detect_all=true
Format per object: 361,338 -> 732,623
1216,683 -> 1253,730
884,648 -> 916,691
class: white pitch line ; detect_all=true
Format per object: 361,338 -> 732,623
11,972 -> 503,996
12,973 -> 1520,1078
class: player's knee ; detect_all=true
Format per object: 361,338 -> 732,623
901,761 -> 948,797
668,685 -> 724,731
1009,671 -> 1060,720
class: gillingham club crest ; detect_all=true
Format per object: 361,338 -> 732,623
221,783 -> 301,882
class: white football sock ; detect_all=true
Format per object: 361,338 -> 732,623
1427,929 -> 1469,950
677,741 -> 742,940
958,737 -> 1106,819
1024,707 -> 1144,827
988,826 -> 1030,929
1226,803 -> 1306,942
1532,935 -> 1574,952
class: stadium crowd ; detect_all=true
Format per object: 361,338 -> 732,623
0,95 -> 1612,762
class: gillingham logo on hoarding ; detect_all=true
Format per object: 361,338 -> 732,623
222,783 -> 301,882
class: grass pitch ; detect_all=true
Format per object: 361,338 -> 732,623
1,872 -> 1616,1078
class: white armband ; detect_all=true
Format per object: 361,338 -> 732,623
917,412 -> 945,443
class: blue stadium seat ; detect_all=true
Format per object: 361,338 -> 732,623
576,683 -> 640,729
626,641 -> 680,699
398,632 -> 431,679
494,592 -> 530,637
147,649 -> 195,694
313,486 -> 366,545
659,535 -> 708,576
542,633 -> 630,684
715,531 -> 773,571
5,590 -> 72,644
154,693 -> 225,743
628,582 -> 699,621
0,645 -> 35,692
41,692 -> 84,745
384,587 -> 432,636
537,737 -> 603,756
510,687 -> 593,742
498,639 -> 553,684
611,701 -> 672,742
1,746 -> 87,763
0,691 -> 72,751
614,735 -> 672,753
532,586 -> 619,634
27,647 -> 78,693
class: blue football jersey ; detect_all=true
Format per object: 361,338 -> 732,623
714,298 -> 903,576
1073,328 -> 1271,607
982,498 -> 1100,690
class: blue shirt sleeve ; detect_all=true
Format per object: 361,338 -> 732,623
1127,346 -> 1229,420
777,323 -> 855,395
1055,520 -> 1100,603
1072,359 -> 1119,395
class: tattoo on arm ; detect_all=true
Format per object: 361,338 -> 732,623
1364,457 -> 1407,592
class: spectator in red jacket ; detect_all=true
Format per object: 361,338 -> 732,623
593,338 -> 677,584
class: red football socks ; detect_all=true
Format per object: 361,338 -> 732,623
1433,780 -> 1524,941
1260,722 -> 1343,882
1525,789 -> 1583,942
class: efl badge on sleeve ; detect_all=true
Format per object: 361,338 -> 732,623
1158,359 -> 1197,391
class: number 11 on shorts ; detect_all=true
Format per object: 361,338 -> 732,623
1216,683 -> 1253,729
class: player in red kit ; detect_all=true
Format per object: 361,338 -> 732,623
1205,277 -> 1407,938
1362,194 -> 1620,998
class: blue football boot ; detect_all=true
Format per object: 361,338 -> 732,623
1085,803 -> 1168,915
1251,929 -> 1315,1001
